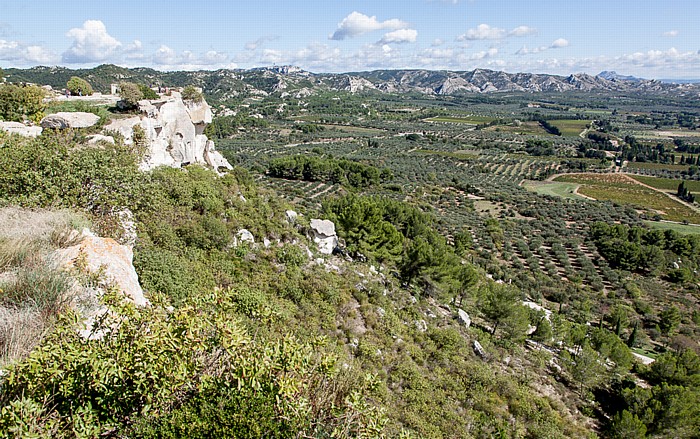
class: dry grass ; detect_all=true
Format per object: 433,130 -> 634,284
0,306 -> 47,367
0,206 -> 89,243
0,206 -> 89,366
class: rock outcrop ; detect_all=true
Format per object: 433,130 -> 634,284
309,219 -> 338,255
457,309 -> 471,328
40,112 -> 100,129
53,230 -> 148,308
0,121 -> 42,137
104,92 -> 232,172
52,229 -> 148,339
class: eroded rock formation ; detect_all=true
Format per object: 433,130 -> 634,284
105,92 -> 232,172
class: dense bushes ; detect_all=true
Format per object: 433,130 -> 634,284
268,155 -> 390,188
66,76 -> 93,96
590,222 -> 700,279
0,290 -> 386,437
0,84 -> 45,122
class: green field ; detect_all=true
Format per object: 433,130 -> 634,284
549,119 -> 591,136
426,115 -> 497,124
554,173 -> 700,224
644,220 -> 700,235
630,175 -> 700,192
522,180 -> 587,200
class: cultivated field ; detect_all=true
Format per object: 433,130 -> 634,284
554,173 -> 700,224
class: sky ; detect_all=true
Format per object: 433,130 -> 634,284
0,0 -> 699,78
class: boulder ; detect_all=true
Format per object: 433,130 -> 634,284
0,121 -> 42,137
457,309 -> 471,328
40,112 -> 100,129
285,210 -> 298,224
52,229 -> 148,308
235,229 -> 255,246
309,219 -> 338,255
415,320 -> 428,333
473,340 -> 487,359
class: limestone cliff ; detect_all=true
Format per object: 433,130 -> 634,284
105,92 -> 232,172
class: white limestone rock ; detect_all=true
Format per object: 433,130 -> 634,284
473,340 -> 487,359
41,112 -> 100,129
285,210 -> 298,224
234,229 -> 255,246
87,134 -> 115,145
0,121 -> 42,137
309,219 -> 338,255
51,229 -> 148,338
105,92 -> 232,172
457,309 -> 471,328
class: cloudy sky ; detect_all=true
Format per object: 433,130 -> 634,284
1,0 -> 698,78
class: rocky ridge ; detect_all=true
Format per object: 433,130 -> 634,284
6,64 -> 699,101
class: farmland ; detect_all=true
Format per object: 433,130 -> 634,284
522,180 -> 587,200
549,119 -> 591,136
554,173 -> 700,223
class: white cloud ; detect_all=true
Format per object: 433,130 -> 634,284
457,24 -> 537,41
379,29 -> 418,44
550,38 -> 569,48
244,36 -> 279,51
458,24 -> 506,40
62,20 -> 122,63
0,39 -> 58,64
509,26 -> 537,37
516,45 -> 547,55
432,38 -> 445,47
330,12 -> 408,40
516,38 -> 570,56
260,48 -> 283,64
468,47 -> 498,60
152,44 -> 230,70
662,30 -> 679,38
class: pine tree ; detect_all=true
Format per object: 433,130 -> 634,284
627,321 -> 638,347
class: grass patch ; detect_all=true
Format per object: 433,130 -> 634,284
629,175 -> 700,192
554,173 -> 700,224
0,264 -> 75,316
548,119 -> 591,137
522,180 -> 586,200
644,220 -> 700,235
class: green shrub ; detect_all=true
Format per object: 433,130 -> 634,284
118,82 -> 143,109
275,244 -> 306,268
0,290 -> 387,437
181,85 -> 203,103
0,84 -> 45,123
138,84 -> 159,100
66,76 -> 93,96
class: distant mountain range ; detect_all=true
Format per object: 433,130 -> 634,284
5,64 -> 699,101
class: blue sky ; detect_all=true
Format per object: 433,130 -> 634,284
1,0 -> 698,78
